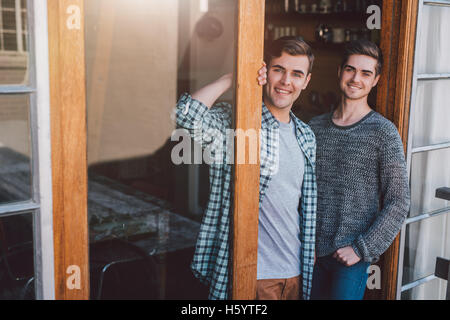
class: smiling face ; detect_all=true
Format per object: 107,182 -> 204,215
264,52 -> 311,112
338,54 -> 380,101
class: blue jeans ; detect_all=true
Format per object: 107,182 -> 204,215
311,254 -> 371,300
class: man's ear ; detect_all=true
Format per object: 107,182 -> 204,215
372,74 -> 381,87
303,73 -> 312,89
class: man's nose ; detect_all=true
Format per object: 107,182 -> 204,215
351,72 -> 361,82
280,73 -> 291,85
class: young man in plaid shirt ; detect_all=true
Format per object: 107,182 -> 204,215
175,37 -> 317,300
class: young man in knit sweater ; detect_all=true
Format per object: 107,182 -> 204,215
307,40 -> 410,300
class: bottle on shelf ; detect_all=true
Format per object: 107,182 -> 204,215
315,24 -> 333,43
289,0 -> 300,13
319,0 -> 333,14
273,25 -> 298,40
334,0 -> 344,13
345,29 -> 351,42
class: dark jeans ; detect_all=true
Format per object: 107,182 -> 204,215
311,254 -> 371,300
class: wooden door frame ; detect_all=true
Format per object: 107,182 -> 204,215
232,0 -> 265,300
370,0 -> 419,300
47,0 -> 418,301
48,0 -> 89,300
47,0 -> 266,300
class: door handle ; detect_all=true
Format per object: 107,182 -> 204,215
435,187 -> 450,201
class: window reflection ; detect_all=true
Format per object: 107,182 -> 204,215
0,94 -> 31,204
86,0 -> 236,299
410,148 -> 450,218
401,278 -> 447,300
0,212 -> 34,300
402,213 -> 450,285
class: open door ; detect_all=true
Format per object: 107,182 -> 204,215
82,0 -> 264,300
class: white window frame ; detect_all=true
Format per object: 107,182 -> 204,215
396,0 -> 450,300
0,0 -> 54,300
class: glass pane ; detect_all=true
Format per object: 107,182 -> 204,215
402,212 -> 450,285
417,4 -> 450,74
0,212 -> 35,300
0,0 -> 29,85
265,0 -> 383,122
2,10 -> 16,29
1,0 -> 16,9
410,148 -> 450,217
413,80 -> 450,148
3,32 -> 17,51
0,94 -> 32,204
85,0 -> 237,299
401,278 -> 447,300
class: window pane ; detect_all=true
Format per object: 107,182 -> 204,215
86,0 -> 237,299
21,12 -> 27,31
402,212 -> 450,285
0,94 -> 32,204
1,0 -> 15,9
410,148 -> 450,217
22,33 -> 26,51
417,5 -> 450,74
401,278 -> 447,300
0,1 -> 30,85
0,212 -> 35,300
413,80 -> 450,148
2,10 -> 16,30
3,32 -> 17,51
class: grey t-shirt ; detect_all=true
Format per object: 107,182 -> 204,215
257,119 -> 305,280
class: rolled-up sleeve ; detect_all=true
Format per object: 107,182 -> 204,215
175,93 -> 232,148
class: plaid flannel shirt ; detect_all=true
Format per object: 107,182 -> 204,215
175,93 -> 317,300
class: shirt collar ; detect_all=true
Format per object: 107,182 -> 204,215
261,102 -> 302,132
261,102 -> 280,129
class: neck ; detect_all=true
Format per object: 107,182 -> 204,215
264,99 -> 292,124
333,96 -> 371,125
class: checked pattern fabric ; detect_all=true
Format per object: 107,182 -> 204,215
175,93 -> 317,300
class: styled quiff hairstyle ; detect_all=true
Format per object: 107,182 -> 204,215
341,39 -> 383,76
264,36 -> 315,74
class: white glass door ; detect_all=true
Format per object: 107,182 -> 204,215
398,0 -> 450,300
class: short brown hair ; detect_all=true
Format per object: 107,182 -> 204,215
264,36 -> 315,74
341,40 -> 383,76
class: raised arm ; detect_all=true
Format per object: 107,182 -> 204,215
191,73 -> 233,108
174,74 -> 234,151
191,62 -> 266,108
175,65 -> 265,148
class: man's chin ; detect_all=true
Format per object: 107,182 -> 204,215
264,96 -> 294,111
344,91 -> 369,101
270,102 -> 292,110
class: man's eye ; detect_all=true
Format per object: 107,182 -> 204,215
293,73 -> 303,78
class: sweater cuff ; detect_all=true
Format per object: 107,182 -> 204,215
351,243 -> 363,260
353,237 -> 379,263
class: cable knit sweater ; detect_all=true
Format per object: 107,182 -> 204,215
309,111 -> 410,263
